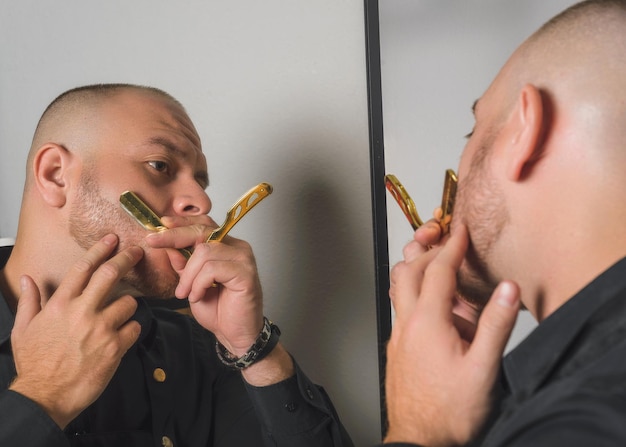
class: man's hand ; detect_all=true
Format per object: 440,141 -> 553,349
146,216 -> 294,385
384,224 -> 520,446
406,216 -> 482,340
9,234 -> 143,429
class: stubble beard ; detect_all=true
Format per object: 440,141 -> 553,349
455,142 -> 509,308
68,173 -> 179,299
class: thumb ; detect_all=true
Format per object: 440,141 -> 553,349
469,281 -> 520,372
12,275 -> 42,339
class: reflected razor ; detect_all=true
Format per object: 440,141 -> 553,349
120,182 -> 273,259
385,169 -> 458,234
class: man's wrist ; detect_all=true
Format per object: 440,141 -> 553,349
9,381 -> 72,429
241,343 -> 295,386
215,316 -> 281,370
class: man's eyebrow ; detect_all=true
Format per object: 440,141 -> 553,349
197,172 -> 210,190
147,137 -> 210,189
471,99 -> 479,115
147,136 -> 188,159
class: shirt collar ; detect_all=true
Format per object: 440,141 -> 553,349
503,256 -> 626,398
0,290 -> 13,346
0,246 -> 13,346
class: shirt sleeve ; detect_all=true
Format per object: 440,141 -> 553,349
244,359 -> 355,447
0,389 -> 69,447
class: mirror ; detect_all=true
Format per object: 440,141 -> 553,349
367,0 -> 581,432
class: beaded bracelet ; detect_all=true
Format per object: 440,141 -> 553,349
215,317 -> 281,370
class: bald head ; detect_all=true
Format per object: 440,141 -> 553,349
494,0 -> 626,148
522,0 -> 626,91
27,84 -> 185,188
535,0 -> 626,38
476,0 -> 626,175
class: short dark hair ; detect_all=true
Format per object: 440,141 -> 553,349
36,83 -> 182,132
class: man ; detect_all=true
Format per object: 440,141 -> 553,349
382,0 -> 626,446
0,84 -> 353,446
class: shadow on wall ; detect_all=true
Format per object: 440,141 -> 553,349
261,125 -> 381,444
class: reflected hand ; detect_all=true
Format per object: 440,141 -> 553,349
385,225 -> 520,446
404,212 -> 481,340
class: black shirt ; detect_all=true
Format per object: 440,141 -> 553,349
383,257 -> 626,447
0,246 -> 354,447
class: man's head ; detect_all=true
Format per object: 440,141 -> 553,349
452,0 -> 626,318
15,84 -> 212,298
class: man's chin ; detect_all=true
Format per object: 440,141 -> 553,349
120,266 -> 179,299
128,250 -> 181,297
114,282 -> 143,299
457,276 -> 493,309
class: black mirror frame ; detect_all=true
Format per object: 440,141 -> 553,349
364,0 -> 391,436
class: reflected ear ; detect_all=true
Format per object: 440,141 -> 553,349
32,143 -> 73,207
506,84 -> 545,181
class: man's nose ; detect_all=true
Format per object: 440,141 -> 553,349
173,185 -> 212,216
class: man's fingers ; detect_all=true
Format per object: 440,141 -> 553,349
389,254 -> 428,319
417,225 -> 468,319
160,214 -> 216,229
82,246 -> 144,308
55,234 -> 120,301
148,215 -> 218,248
402,240 -> 426,264
102,295 -> 139,329
412,219 -> 444,250
401,220 -> 444,264
175,241 -> 254,300
12,275 -> 42,339
117,319 -> 142,352
469,281 -> 520,371
146,224 -> 208,248
108,298 -> 142,353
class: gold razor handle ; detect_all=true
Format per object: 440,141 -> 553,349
385,169 -> 458,234
120,191 -> 193,259
439,169 -> 458,234
120,182 -> 273,258
384,174 -> 423,230
206,182 -> 273,242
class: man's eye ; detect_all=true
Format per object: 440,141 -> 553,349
148,160 -> 168,172
465,130 -> 474,139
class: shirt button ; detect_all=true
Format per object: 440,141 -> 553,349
306,387 -> 314,400
153,368 -> 167,382
161,435 -> 174,447
284,402 -> 298,412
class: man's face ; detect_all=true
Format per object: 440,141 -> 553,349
451,97 -> 510,308
68,90 -> 212,298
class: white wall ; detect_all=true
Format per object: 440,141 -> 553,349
0,1 -> 381,445
379,0 -> 579,350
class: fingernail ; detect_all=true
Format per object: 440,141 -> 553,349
102,234 -> 117,245
496,281 -> 518,308
174,285 -> 184,299
19,275 -> 28,292
130,246 -> 145,259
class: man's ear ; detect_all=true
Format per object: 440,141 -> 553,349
32,143 -> 74,207
506,84 -> 546,181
